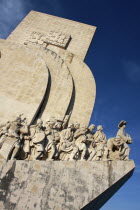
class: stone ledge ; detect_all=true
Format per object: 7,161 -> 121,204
0,160 -> 135,210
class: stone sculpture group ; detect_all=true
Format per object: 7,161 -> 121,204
0,114 -> 132,161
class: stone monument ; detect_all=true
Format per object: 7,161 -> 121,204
0,11 -> 135,210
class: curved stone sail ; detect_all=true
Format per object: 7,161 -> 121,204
46,45 -> 96,125
40,49 -> 73,122
67,56 -> 96,126
17,45 -> 74,123
7,10 -> 97,125
0,41 -> 49,124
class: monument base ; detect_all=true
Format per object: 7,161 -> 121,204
0,160 -> 135,210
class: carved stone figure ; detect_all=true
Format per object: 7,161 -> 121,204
107,121 -> 132,160
0,122 -> 10,147
44,119 -> 59,160
0,115 -> 28,160
86,124 -> 95,145
59,123 -> 78,160
107,136 -> 124,160
22,135 -> 31,159
116,120 -> 132,160
117,120 -> 132,144
73,122 -> 80,132
54,118 -> 63,132
29,119 -> 45,160
85,124 -> 95,159
89,125 -> 108,161
86,124 -> 95,141
0,115 -> 133,162
74,125 -> 88,160
93,125 -> 107,144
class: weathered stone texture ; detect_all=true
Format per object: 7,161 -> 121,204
2,11 -> 96,125
40,49 -> 73,122
7,11 -> 96,60
0,37 -> 95,126
0,160 -> 135,210
47,46 -> 96,125
0,41 -> 49,124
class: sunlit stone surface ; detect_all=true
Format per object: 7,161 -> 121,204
0,11 -> 135,210
0,160 -> 135,210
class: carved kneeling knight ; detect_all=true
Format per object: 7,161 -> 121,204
107,135 -> 130,160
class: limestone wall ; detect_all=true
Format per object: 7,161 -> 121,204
7,11 -> 96,60
0,41 -> 49,124
0,160 -> 135,210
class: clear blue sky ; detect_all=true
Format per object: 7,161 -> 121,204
0,0 -> 140,209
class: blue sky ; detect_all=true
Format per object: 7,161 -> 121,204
0,0 -> 140,209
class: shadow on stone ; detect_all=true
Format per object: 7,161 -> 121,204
82,168 -> 135,210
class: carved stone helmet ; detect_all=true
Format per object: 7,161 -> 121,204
118,120 -> 127,128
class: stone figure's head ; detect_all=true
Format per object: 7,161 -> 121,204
48,121 -> 55,129
118,120 -> 127,128
113,136 -> 123,147
68,123 -> 74,130
88,124 -> 95,132
127,138 -> 133,144
54,121 -> 62,130
46,117 -> 56,129
37,118 -> 43,128
81,125 -> 88,129
74,123 -> 80,130
97,125 -> 103,131
81,125 -> 88,132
